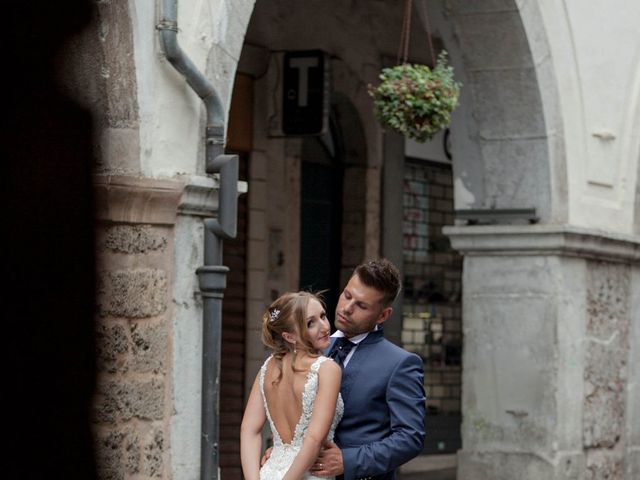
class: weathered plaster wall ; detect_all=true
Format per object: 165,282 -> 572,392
530,0 -> 640,233
61,0 -> 141,175
129,0 -> 255,177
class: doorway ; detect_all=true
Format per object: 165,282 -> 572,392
299,123 -> 343,325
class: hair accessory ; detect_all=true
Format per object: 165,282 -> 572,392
269,309 -> 280,322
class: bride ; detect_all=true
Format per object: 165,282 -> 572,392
241,292 -> 343,480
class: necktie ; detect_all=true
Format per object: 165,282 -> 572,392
330,337 -> 356,369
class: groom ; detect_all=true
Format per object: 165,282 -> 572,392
312,258 -> 426,480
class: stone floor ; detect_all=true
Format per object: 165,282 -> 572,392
398,453 -> 457,480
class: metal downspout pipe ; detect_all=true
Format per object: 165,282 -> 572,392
157,1 -> 239,479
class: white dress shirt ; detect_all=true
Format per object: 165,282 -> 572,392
330,326 -> 378,367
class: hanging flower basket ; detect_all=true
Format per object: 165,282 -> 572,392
368,51 -> 461,143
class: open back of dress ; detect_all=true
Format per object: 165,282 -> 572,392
258,355 -> 344,480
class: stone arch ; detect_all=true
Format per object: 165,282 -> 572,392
440,0 -> 562,223
625,61 -> 640,234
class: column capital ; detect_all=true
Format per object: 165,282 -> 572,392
443,224 -> 640,264
94,175 -> 184,225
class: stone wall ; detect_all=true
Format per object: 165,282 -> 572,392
584,262 -> 632,479
446,225 -> 640,480
92,177 -> 183,479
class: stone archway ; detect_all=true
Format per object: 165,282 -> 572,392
422,0 -> 561,223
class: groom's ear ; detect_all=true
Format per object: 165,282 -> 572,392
377,306 -> 393,324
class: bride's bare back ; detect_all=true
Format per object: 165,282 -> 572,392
262,354 -> 318,444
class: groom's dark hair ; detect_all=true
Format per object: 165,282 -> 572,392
353,258 -> 401,306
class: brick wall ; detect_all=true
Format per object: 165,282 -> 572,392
219,155 -> 248,480
401,160 -> 463,416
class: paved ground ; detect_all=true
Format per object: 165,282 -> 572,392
398,453 -> 457,480
398,467 -> 456,480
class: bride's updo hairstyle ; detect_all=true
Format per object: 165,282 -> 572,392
262,291 -> 324,385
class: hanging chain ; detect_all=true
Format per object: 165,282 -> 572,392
396,0 -> 413,65
420,0 -> 436,67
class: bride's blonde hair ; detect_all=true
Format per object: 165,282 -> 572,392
262,291 -> 324,385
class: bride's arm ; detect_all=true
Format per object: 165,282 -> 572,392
241,374 -> 267,480
283,360 -> 342,480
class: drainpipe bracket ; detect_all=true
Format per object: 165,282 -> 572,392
156,20 -> 179,32
196,265 -> 229,294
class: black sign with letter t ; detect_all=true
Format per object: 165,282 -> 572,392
282,50 -> 328,135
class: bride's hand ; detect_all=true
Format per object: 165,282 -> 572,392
311,441 -> 343,477
260,446 -> 273,466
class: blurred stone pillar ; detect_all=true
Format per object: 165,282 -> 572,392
445,225 -> 640,480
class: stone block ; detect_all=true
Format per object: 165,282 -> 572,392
130,320 -> 167,374
629,267 -> 640,448
583,386 -> 625,449
454,11 -> 532,71
586,262 -> 630,341
627,449 -> 640,480
464,255 -> 559,296
457,450 -> 585,480
462,295 -> 558,450
102,225 -> 167,254
95,429 -> 125,480
95,322 -> 129,374
123,428 -> 141,475
481,138 -> 551,218
141,428 -> 164,477
586,450 -> 624,480
98,269 -> 168,318
583,262 -> 630,450
469,68 -> 546,140
95,379 -> 164,422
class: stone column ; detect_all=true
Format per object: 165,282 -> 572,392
93,175 -> 184,479
444,225 -> 640,480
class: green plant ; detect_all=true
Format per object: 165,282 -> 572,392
368,51 -> 461,143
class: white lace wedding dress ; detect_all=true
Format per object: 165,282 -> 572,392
259,355 -> 344,480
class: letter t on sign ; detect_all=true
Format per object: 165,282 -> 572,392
288,57 -> 318,107
282,50 -> 329,135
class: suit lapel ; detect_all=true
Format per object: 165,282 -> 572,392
339,328 -> 385,403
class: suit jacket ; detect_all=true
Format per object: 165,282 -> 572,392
328,328 -> 426,480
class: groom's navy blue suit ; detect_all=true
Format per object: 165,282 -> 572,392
327,328 -> 426,480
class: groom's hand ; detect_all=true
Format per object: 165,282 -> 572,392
311,441 -> 344,477
260,446 -> 273,467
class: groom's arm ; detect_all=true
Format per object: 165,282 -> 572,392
341,354 -> 426,480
